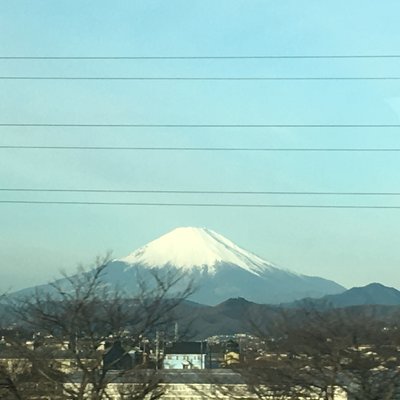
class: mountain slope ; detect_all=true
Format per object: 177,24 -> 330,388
285,283 -> 400,309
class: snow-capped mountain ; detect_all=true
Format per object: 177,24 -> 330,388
106,227 -> 345,304
119,227 -> 276,276
11,227 -> 345,305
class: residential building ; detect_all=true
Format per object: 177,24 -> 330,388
163,342 -> 207,369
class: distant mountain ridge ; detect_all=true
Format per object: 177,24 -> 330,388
176,284 -> 400,337
4,284 -> 400,339
154,289 -> 400,338
284,283 -> 400,309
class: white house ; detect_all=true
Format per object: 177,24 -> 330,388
163,342 -> 207,369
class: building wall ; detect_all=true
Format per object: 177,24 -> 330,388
163,354 -> 206,369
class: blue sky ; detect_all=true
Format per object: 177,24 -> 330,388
1,0 -> 400,292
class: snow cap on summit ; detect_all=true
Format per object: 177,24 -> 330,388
118,226 -> 276,275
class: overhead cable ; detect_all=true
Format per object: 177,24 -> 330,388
2,76 -> 400,81
0,200 -> 399,209
1,145 -> 400,152
1,188 -> 400,196
2,123 -> 400,128
2,54 -> 400,60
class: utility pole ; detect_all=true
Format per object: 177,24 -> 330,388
174,322 -> 179,341
155,331 -> 159,370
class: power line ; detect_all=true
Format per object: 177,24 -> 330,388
2,123 -> 400,128
0,200 -> 399,209
2,55 -> 400,60
1,145 -> 400,152
2,76 -> 400,81
1,188 -> 400,196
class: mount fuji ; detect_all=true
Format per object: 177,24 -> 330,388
100,227 -> 345,304
12,227 -> 345,305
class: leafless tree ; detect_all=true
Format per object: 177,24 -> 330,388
237,306 -> 400,400
0,256 -> 194,400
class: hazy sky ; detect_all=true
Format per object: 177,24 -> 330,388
1,1 -> 400,292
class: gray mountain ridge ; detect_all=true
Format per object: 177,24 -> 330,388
4,284 -> 400,340
284,282 -> 400,309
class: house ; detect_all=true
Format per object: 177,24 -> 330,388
103,340 -> 133,371
223,339 -> 240,366
163,342 -> 207,369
